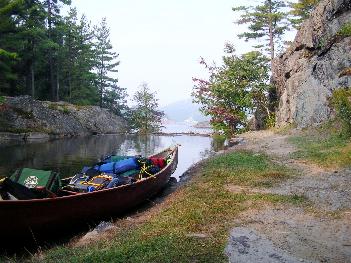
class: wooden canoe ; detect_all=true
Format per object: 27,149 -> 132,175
0,145 -> 178,244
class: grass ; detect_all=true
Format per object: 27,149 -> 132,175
0,96 -> 6,105
289,124 -> 351,168
337,21 -> 351,37
48,104 -> 70,114
24,151 -> 304,263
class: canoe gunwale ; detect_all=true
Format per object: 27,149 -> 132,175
0,145 -> 178,204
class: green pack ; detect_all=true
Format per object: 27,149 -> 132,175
10,168 -> 61,193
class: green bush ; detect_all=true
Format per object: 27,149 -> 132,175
62,106 -> 70,114
337,22 -> 351,37
265,113 -> 276,128
331,88 -> 351,136
0,96 -> 5,105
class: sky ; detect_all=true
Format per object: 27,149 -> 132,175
70,0 -> 293,106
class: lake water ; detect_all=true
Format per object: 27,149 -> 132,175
0,133 -> 221,181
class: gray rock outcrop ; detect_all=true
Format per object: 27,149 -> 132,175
0,96 -> 127,138
272,0 -> 351,127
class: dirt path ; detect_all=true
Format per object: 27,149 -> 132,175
226,130 -> 351,263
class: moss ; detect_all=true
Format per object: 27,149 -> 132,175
316,36 -> 327,49
48,103 -> 58,111
11,107 -> 34,119
48,103 -> 70,114
337,22 -> 351,37
330,88 -> 351,136
61,106 -> 70,114
3,127 -> 33,133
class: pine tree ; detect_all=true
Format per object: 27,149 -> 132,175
18,0 -> 47,98
61,7 -> 78,102
73,15 -> 99,105
103,84 -> 128,116
0,0 -> 22,95
233,0 -> 288,66
94,18 -> 119,108
131,83 -> 164,134
289,0 -> 320,29
0,0 -> 123,108
43,0 -> 71,101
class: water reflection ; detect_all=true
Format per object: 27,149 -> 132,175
0,134 -> 224,180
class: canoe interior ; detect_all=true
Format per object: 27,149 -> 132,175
0,145 -> 179,246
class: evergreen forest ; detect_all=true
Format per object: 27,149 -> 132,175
0,0 -> 127,115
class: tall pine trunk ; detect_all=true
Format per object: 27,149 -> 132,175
31,63 -> 35,98
47,0 -> 56,101
56,64 -> 60,101
267,0 -> 277,114
99,56 -> 104,108
68,34 -> 72,102
68,70 -> 72,102
268,0 -> 275,68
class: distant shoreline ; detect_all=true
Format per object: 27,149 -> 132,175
0,130 -> 212,143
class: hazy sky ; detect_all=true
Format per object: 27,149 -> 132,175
70,0 -> 286,106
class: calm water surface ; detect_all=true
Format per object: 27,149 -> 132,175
0,134 -> 221,180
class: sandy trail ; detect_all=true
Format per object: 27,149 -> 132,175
226,130 -> 351,263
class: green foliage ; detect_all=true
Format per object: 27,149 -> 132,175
94,17 -> 120,108
316,36 -> 327,49
102,86 -> 128,116
0,1 -> 122,112
0,0 -> 22,94
60,9 -> 99,105
192,48 -> 271,136
330,88 -> 351,136
130,83 -> 164,134
265,112 -> 276,128
288,0 -> 320,29
233,0 -> 288,60
337,22 -> 351,37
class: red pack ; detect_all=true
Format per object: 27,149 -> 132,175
149,158 -> 166,169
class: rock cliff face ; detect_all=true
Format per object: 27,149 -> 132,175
272,0 -> 351,127
0,96 -> 127,139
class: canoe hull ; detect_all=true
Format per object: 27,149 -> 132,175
0,146 -> 178,244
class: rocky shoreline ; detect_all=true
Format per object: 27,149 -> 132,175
0,96 -> 128,140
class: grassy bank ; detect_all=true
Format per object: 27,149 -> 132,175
25,151 -> 304,263
289,124 -> 351,168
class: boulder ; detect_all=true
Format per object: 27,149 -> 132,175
0,96 -> 127,139
272,0 -> 351,127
